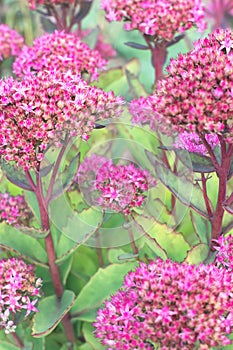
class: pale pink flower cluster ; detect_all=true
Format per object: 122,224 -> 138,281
214,235 -> 233,270
0,193 -> 32,225
205,0 -> 233,29
174,131 -> 219,155
130,29 -> 233,141
0,70 -> 124,169
13,31 -> 106,81
0,24 -> 24,60
77,154 -> 155,214
0,258 -> 42,334
94,258 -> 233,349
101,0 -> 206,42
28,0 -> 76,10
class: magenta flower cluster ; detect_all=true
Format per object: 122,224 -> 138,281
0,24 -> 24,60
78,154 -> 155,215
0,193 -> 31,225
13,31 -> 106,81
0,258 -> 42,334
101,0 -> 206,42
173,131 -> 219,155
0,70 -> 123,169
130,29 -> 233,141
214,234 -> 233,270
94,258 -> 233,349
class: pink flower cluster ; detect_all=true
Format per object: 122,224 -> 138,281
214,234 -> 233,270
28,0 -> 76,10
13,31 -> 107,81
0,24 -> 24,60
77,154 -> 156,214
0,71 -> 124,169
94,258 -> 233,349
101,0 -> 206,42
174,131 -> 219,155
133,29 -> 233,141
0,258 -> 42,333
0,193 -> 32,225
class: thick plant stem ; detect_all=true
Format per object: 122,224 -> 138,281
143,35 -> 167,84
12,332 -> 24,349
211,143 -> 233,241
26,170 -> 75,344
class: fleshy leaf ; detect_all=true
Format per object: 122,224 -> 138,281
160,146 -> 216,173
71,262 -> 138,321
0,159 -> 33,190
0,223 -> 47,265
0,342 -> 20,350
185,243 -> 209,264
32,290 -> 75,337
82,322 -> 105,350
147,152 -> 210,219
51,154 -> 80,201
190,211 -> 211,245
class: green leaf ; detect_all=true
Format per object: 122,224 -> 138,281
51,154 -> 80,201
165,148 -> 216,173
24,191 -> 41,224
190,211 -> 211,245
150,157 -> 209,219
108,249 -> 138,263
60,255 -> 73,285
0,341 -> 20,350
54,207 -> 104,263
136,218 -> 190,262
0,223 -> 47,265
82,323 -> 105,350
0,159 -> 33,191
14,225 -> 49,239
71,262 -> 138,321
185,243 -> 209,264
94,58 -> 141,98
125,69 -> 148,99
32,290 -> 76,337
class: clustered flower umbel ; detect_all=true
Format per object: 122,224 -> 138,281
0,70 -> 124,170
0,193 -> 32,225
174,131 -> 219,155
101,0 -> 206,42
13,30 -> 106,81
0,258 -> 42,334
78,155 -> 156,214
214,234 -> 233,270
130,29 -> 233,141
0,24 -> 24,60
28,0 -> 76,10
94,258 -> 233,349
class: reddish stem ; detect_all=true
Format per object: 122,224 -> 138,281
11,332 -> 24,349
143,36 -> 167,84
25,169 -> 76,344
211,143 -> 233,241
201,173 -> 213,218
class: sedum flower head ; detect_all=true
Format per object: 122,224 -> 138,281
0,70 -> 124,170
13,30 -> 106,81
137,29 -> 233,140
94,258 -> 233,349
174,131 -> 219,155
214,234 -> 233,270
101,0 -> 206,42
0,193 -> 32,225
0,24 -> 24,60
77,154 -> 156,214
0,258 -> 42,333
